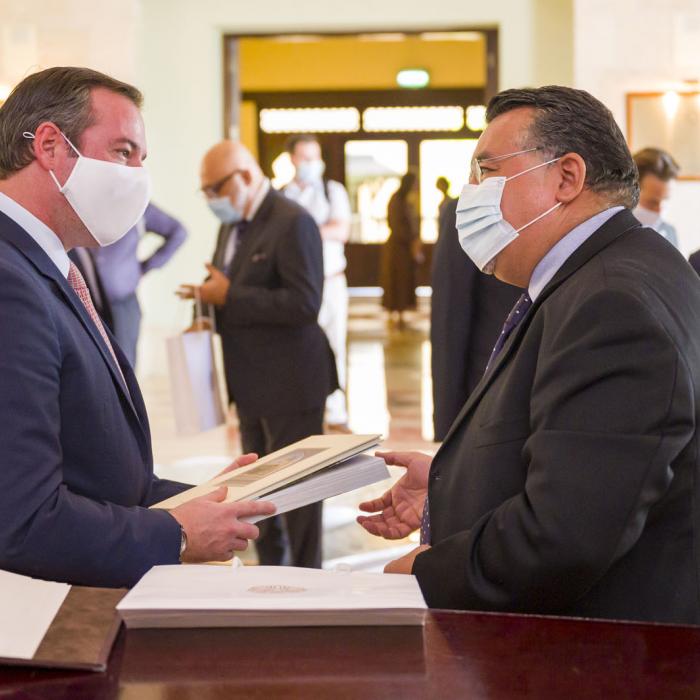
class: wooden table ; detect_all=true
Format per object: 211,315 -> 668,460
2,610 -> 700,698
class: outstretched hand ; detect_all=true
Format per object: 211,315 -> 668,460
357,450 -> 432,540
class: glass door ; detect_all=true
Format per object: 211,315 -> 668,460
418,138 -> 478,242
344,140 -> 409,243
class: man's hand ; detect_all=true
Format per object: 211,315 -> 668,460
384,545 -> 430,574
183,317 -> 213,333
356,450 -> 432,540
176,264 -> 231,307
216,452 -> 258,477
170,487 -> 275,563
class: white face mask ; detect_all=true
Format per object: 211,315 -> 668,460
456,156 -> 562,274
296,159 -> 325,184
26,130 -> 151,247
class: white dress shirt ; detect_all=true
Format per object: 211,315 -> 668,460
0,192 -> 70,277
284,178 -> 351,277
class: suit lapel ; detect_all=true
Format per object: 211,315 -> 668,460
439,209 -> 642,447
212,223 -> 233,269
0,213 -> 143,425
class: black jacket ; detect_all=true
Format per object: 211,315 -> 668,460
415,209 -> 700,625
430,198 -> 520,440
212,189 -> 337,419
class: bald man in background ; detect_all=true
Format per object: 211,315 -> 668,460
179,141 -> 337,568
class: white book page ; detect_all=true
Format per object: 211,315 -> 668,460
0,570 -> 70,659
152,434 -> 380,510
119,565 -> 426,613
242,454 -> 390,523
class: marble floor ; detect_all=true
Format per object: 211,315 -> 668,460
143,295 -> 436,571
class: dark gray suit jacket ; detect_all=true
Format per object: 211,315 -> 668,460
414,209 -> 700,624
211,189 -> 337,419
431,198 -> 521,440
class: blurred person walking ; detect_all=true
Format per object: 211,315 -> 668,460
381,172 -> 422,329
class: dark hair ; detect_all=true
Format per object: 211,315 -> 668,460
633,147 -> 680,182
436,176 -> 450,193
284,133 -> 320,155
486,86 -> 639,208
0,66 -> 143,179
396,171 -> 417,198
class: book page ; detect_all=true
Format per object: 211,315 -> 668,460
152,434 -> 380,510
0,570 -> 70,660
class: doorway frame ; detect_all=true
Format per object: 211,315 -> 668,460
222,27 -> 499,139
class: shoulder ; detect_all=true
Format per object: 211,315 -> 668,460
268,190 -> 318,230
326,180 -> 348,196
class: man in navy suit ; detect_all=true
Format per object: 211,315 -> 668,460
0,67 -> 274,588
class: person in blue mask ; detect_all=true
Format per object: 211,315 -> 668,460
178,140 -> 338,570
358,86 -> 700,626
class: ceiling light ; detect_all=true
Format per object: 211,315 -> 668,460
396,69 -> 430,89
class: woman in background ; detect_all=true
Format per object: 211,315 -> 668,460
381,172 -> 422,329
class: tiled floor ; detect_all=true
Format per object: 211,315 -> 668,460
143,296 -> 436,570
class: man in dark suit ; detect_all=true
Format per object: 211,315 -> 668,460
359,86 -> 700,625
0,67 -> 273,588
431,197 -> 520,441
179,141 -> 336,569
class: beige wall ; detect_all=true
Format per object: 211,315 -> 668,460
574,0 -> 700,257
0,0 -> 140,86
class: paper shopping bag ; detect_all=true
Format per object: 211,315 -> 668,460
166,330 -> 226,435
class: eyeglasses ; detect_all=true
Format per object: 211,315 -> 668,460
200,169 -> 244,198
470,147 -> 541,184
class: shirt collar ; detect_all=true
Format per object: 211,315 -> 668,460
528,206 -> 624,302
246,178 -> 271,222
0,192 -> 71,278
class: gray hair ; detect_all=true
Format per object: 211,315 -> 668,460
486,86 -> 639,208
0,66 -> 143,179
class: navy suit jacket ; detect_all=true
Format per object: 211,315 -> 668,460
0,211 -> 189,588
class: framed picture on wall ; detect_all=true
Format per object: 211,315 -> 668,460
626,91 -> 700,181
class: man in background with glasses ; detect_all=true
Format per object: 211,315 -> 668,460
179,140 -> 337,570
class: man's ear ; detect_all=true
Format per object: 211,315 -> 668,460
556,152 -> 586,203
31,122 -> 68,172
240,169 -> 253,187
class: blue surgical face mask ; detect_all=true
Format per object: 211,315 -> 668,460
296,159 -> 325,184
207,196 -> 243,224
455,156 -> 562,274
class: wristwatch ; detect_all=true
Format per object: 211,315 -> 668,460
179,525 -> 188,561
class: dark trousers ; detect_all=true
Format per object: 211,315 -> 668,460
238,406 -> 325,568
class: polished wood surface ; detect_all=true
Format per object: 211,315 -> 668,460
3,609 -> 700,698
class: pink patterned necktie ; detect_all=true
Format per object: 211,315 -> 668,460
67,262 -> 125,384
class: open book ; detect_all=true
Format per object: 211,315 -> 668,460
117,564 -> 427,628
152,433 -> 381,510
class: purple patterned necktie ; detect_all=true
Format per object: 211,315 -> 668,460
420,497 -> 431,545
484,292 -> 533,373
